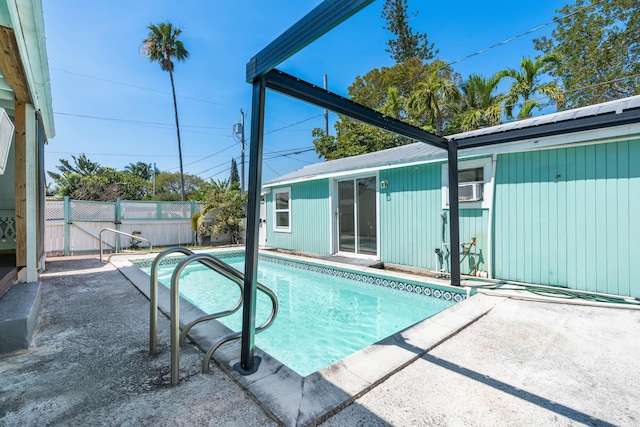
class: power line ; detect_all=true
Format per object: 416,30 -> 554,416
264,145 -> 315,154
267,156 -> 316,165
195,157 -> 236,176
53,111 -> 234,136
448,0 -> 606,65
263,148 -> 315,160
265,114 -> 323,135
54,111 -> 323,138
180,143 -> 238,168
262,161 -> 280,177
204,165 -> 232,181
46,150 -> 204,158
501,72 -> 640,113
50,67 -> 241,109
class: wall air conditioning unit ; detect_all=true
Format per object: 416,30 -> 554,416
458,182 -> 483,202
0,108 -> 15,175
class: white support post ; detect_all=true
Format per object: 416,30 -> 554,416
25,103 -> 37,282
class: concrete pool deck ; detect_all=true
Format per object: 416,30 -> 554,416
1,255 -> 639,426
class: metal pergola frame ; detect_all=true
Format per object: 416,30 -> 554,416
235,0 -> 640,376
236,0 -> 462,374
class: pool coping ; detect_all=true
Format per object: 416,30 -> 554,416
112,249 -> 505,426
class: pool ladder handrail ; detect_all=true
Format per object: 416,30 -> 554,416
150,247 -> 193,356
99,228 -> 152,263
149,247 -> 245,355
202,277 -> 278,374
149,247 -> 278,386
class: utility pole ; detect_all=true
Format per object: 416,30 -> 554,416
323,74 -> 329,134
234,109 -> 247,192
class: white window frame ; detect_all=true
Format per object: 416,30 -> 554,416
442,157 -> 493,209
332,173 -> 380,259
273,187 -> 291,233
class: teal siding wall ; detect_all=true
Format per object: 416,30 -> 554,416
493,139 -> 640,297
379,163 -> 489,272
266,179 -> 331,254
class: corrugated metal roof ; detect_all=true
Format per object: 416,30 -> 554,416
447,95 -> 640,141
264,142 -> 445,185
265,95 -> 640,186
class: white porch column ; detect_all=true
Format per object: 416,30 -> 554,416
24,103 -> 37,282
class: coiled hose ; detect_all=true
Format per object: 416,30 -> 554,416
465,279 -> 640,307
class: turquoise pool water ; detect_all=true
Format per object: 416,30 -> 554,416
140,254 -> 459,376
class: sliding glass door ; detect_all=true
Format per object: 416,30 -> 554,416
337,176 -> 377,256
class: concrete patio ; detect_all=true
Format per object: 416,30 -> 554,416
1,255 -> 638,426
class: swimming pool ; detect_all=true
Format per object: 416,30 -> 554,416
136,252 -> 464,376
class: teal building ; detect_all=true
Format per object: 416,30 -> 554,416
263,96 -> 640,298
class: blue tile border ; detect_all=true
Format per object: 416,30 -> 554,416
132,251 -> 466,304
132,251 -> 242,269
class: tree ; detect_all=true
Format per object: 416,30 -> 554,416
47,155 -> 149,200
194,179 -> 247,244
348,57 -> 429,114
312,121 -> 405,161
48,153 -> 101,179
311,1 -> 447,160
125,162 -> 154,181
457,73 -> 506,131
150,171 -> 205,201
499,56 -> 565,119
382,0 -> 437,63
71,169 -> 148,201
229,158 -> 240,191
312,58 -> 432,160
407,60 -> 461,135
47,154 -> 104,197
142,21 -> 190,201
534,0 -> 640,108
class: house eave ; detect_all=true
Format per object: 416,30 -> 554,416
264,121 -> 640,188
6,0 -> 55,138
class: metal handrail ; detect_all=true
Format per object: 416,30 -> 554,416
202,281 -> 278,374
149,247 -> 194,355
168,252 -> 279,386
150,247 -> 246,354
99,228 -> 151,263
148,248 -> 279,386
178,256 -> 246,345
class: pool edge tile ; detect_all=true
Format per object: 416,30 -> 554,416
114,251 -> 506,427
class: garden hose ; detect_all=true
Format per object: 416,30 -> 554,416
465,279 -> 640,307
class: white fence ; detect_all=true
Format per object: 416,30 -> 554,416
45,198 -> 231,256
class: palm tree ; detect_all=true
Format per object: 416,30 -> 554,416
381,87 -> 405,119
125,162 -> 154,181
459,73 -> 506,131
500,56 -> 565,120
56,153 -> 102,176
142,21 -> 189,201
407,60 -> 461,135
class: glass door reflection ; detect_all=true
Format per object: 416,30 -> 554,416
337,177 -> 376,256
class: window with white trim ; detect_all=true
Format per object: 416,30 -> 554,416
442,158 -> 492,209
273,187 -> 291,232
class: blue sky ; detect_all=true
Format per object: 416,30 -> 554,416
42,0 -> 568,184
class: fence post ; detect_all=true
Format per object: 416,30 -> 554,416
63,196 -> 70,256
190,200 -> 196,246
115,198 -> 121,251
